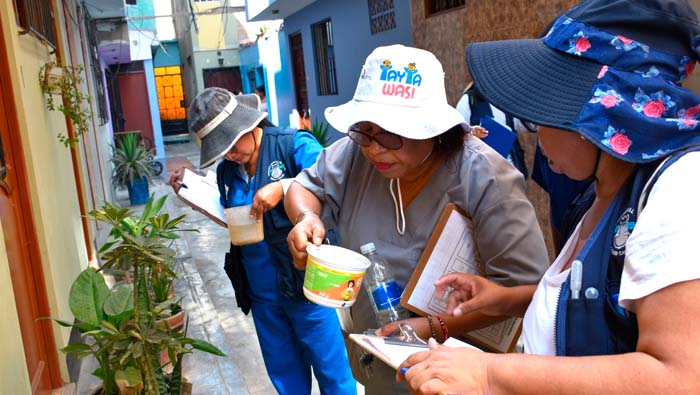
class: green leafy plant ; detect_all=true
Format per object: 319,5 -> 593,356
309,117 -> 331,147
38,62 -> 92,147
111,132 -> 155,189
54,195 -> 224,395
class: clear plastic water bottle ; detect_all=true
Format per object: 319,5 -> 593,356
360,242 -> 410,326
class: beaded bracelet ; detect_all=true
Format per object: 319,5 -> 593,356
435,315 -> 449,342
426,316 -> 438,340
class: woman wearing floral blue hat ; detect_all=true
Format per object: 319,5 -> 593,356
399,0 -> 700,394
285,45 -> 550,394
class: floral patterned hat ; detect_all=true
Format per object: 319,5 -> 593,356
466,0 -> 700,163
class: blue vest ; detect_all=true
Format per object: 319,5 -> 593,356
217,126 -> 307,301
555,146 -> 700,356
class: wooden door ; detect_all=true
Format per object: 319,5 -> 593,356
117,69 -> 155,146
0,19 -> 61,394
203,66 -> 242,93
289,32 -> 309,113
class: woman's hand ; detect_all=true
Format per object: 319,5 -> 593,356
435,273 -> 510,317
398,338 -> 490,395
286,212 -> 325,269
250,181 -> 284,220
470,125 -> 489,139
168,168 -> 184,193
377,316 -> 434,343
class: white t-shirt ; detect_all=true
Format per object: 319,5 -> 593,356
522,152 -> 700,355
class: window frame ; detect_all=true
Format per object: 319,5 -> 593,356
311,18 -> 339,96
13,0 -> 57,47
424,0 -> 465,17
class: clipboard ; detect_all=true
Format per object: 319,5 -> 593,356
480,116 -> 516,158
176,168 -> 227,228
348,333 -> 480,370
400,203 -> 522,353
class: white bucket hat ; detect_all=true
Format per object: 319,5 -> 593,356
324,44 -> 467,139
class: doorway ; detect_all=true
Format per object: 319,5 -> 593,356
203,66 -> 242,93
0,17 -> 61,394
289,32 -> 309,113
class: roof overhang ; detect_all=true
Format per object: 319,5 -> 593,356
247,0 -> 317,21
84,0 -> 127,20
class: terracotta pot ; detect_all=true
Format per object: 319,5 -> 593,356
157,306 -> 186,367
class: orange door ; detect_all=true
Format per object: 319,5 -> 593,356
0,21 -> 61,394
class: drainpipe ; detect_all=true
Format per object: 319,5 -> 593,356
52,1 -> 95,261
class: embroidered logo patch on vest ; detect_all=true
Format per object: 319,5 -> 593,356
612,207 -> 636,256
267,161 -> 286,181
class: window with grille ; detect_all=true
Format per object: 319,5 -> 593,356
13,0 -> 57,46
311,19 -> 338,96
368,0 -> 396,35
425,0 -> 465,17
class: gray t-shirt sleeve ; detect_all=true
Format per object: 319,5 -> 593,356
293,137 -> 358,228
454,139 -> 549,286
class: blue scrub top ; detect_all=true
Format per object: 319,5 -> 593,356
222,131 -> 323,302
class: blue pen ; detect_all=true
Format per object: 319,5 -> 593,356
400,367 -> 409,375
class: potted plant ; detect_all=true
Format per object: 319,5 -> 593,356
38,62 -> 92,147
111,132 -> 155,205
305,117 -> 331,147
54,194 -> 225,394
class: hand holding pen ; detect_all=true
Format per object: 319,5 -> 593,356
168,167 -> 187,194
397,338 -> 488,395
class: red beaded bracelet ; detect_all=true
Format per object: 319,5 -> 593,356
435,315 -> 449,342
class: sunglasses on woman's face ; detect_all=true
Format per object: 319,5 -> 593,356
347,127 -> 403,150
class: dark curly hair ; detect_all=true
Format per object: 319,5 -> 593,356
432,124 -> 468,158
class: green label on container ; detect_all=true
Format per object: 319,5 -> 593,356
304,257 -> 365,302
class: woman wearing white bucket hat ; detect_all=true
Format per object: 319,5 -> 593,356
285,45 -> 549,394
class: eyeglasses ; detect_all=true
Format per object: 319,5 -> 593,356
347,127 -> 403,150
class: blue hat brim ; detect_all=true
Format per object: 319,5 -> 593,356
466,38 -> 602,133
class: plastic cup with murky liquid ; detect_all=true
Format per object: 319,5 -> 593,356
224,205 -> 264,245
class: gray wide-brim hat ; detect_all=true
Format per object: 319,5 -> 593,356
188,87 -> 268,168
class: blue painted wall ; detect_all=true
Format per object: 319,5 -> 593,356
153,41 -> 182,67
239,28 -> 295,128
143,59 -> 165,160
282,0 -> 412,139
126,0 -> 156,31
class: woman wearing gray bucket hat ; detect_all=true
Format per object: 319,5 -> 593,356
170,87 -> 356,395
399,0 -> 700,394
285,45 -> 549,394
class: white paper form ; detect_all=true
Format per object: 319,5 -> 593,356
405,208 -> 521,353
407,210 -> 482,315
177,168 -> 227,227
348,334 -> 480,370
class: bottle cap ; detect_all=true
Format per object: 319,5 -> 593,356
360,242 -> 376,255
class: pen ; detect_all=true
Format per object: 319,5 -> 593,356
180,183 -> 188,189
570,260 -> 582,300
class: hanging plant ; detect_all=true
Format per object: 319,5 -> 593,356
38,62 -> 93,147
